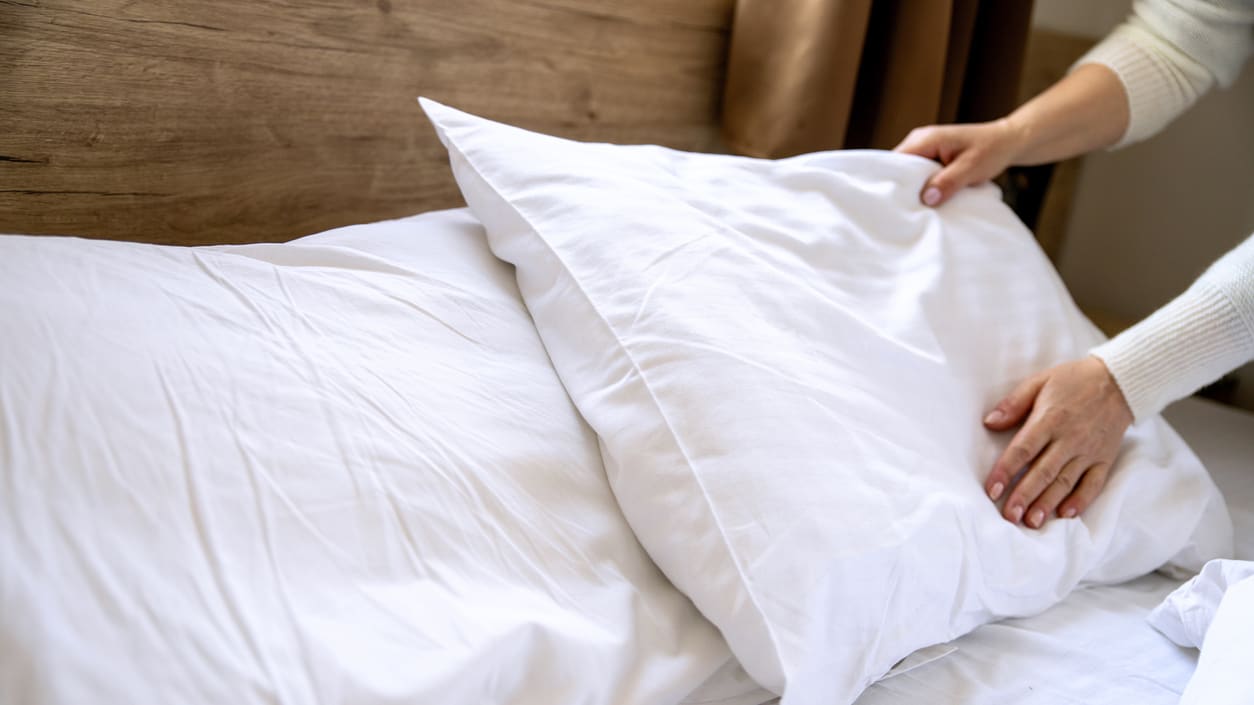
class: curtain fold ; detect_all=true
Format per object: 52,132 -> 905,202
722,0 -> 1034,157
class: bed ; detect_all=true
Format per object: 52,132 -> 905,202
2,3 -> 1250,705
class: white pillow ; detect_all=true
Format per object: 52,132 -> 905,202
1178,571 -> 1254,705
0,210 -> 740,705
1149,558 -> 1254,648
420,99 -> 1234,705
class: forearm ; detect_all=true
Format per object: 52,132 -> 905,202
1092,234 -> 1254,421
1004,0 -> 1254,162
1002,64 -> 1131,166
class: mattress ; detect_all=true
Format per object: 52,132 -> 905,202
844,396 -> 1254,705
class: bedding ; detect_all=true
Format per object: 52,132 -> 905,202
420,98 -> 1235,705
1152,398 -> 1254,705
852,396 -> 1254,705
0,210 -> 743,705
1149,558 -> 1254,649
1151,558 -> 1254,705
1176,571 -> 1254,705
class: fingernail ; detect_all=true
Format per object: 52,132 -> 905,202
923,187 -> 942,206
1028,509 -> 1044,528
984,409 -> 1004,425
1008,505 -> 1024,523
989,482 -> 1004,501
1062,507 -> 1077,519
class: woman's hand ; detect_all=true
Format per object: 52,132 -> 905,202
893,118 -> 1027,207
894,64 -> 1129,207
983,356 -> 1134,528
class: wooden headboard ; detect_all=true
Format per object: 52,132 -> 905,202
0,1 -> 734,245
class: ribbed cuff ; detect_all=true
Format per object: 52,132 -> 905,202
1218,235 -> 1254,327
1072,25 -> 1212,148
1091,282 -> 1254,422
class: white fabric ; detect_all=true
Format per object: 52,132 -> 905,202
850,396 -> 1254,705
0,210 -> 738,705
683,659 -> 777,705
1149,558 -> 1254,647
1157,400 -> 1254,705
1180,573 -> 1254,705
853,574 -> 1198,705
420,99 -> 1235,705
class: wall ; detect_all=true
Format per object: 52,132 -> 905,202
1031,0 -> 1130,38
1032,0 -> 1254,411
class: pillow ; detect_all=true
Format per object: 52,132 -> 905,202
1149,558 -> 1254,648
0,210 -> 744,705
420,99 -> 1234,705
1172,569 -> 1254,705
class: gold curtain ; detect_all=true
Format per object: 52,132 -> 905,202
722,0 -> 1035,158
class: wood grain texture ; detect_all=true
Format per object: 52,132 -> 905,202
0,0 -> 734,244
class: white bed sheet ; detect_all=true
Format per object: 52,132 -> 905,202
839,396 -> 1254,705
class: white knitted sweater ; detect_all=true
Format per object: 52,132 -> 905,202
1074,0 -> 1254,420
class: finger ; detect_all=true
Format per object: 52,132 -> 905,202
1003,440 -> 1073,525
984,373 -> 1047,431
1057,463 -> 1112,519
984,412 -> 1051,503
921,153 -> 986,206
893,127 -> 942,158
892,126 -> 983,207
1025,456 -> 1088,529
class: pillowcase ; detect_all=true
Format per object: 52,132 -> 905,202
1171,569 -> 1254,705
0,210 -> 742,705
420,99 -> 1234,705
1149,558 -> 1254,648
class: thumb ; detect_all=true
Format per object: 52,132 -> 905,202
919,158 -> 979,207
984,373 -> 1046,430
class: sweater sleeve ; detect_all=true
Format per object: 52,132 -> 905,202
1091,234 -> 1254,421
1073,0 -> 1254,147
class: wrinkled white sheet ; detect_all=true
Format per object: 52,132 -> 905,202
0,211 -> 734,705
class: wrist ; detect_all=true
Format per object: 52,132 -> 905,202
997,113 -> 1034,167
1087,355 -> 1134,427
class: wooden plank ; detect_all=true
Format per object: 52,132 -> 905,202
0,0 -> 734,244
